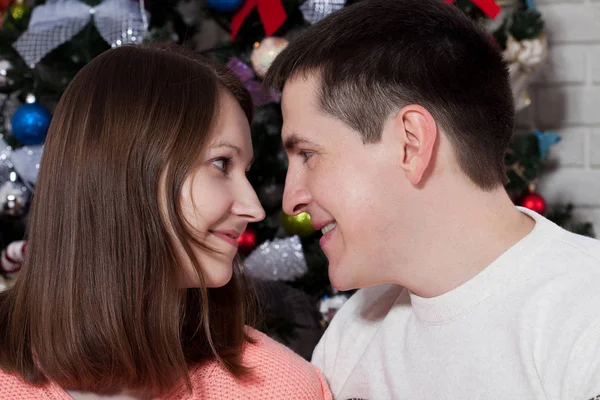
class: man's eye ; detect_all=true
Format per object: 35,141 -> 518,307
299,151 -> 313,162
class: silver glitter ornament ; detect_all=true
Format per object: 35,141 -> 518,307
244,235 -> 308,281
1,93 -> 21,135
13,0 -> 150,67
0,138 -> 15,189
11,145 -> 43,185
0,59 -> 15,90
0,181 -> 28,217
299,0 -> 345,25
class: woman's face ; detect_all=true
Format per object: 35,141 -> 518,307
178,90 -> 265,288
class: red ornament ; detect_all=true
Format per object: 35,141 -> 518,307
0,0 -> 13,13
238,228 -> 258,253
519,191 -> 546,215
231,0 -> 287,40
444,0 -> 501,19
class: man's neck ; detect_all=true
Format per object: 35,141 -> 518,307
396,186 -> 535,298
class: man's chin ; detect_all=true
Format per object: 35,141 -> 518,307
328,265 -> 360,292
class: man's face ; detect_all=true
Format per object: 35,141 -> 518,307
281,75 -> 412,290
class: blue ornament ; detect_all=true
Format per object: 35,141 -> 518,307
535,130 -> 561,159
10,102 -> 51,145
525,0 -> 536,9
205,0 -> 244,13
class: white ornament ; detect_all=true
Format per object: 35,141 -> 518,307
251,37 -> 289,78
1,240 -> 27,276
503,35 -> 548,111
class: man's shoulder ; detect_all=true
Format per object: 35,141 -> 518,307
529,228 -> 600,295
522,230 -> 600,329
554,228 -> 600,263
517,230 -> 600,399
531,212 -> 600,265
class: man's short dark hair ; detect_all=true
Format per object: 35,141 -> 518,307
265,0 -> 514,189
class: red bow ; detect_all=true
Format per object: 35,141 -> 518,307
231,0 -> 287,40
445,0 -> 501,19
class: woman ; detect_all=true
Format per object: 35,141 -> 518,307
0,44 -> 331,399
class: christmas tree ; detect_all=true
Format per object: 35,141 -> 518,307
0,0 -> 594,358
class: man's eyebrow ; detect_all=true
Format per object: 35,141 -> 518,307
283,133 -> 317,151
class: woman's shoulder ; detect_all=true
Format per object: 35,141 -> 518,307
185,327 -> 332,400
243,327 -> 327,380
0,368 -> 68,400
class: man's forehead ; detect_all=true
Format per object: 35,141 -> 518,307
282,74 -> 320,105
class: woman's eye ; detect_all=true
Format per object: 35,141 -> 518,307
212,157 -> 231,174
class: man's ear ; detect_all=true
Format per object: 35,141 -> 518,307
393,104 -> 437,186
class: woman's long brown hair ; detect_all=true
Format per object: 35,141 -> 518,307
0,43 -> 257,397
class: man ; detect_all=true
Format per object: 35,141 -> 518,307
264,0 -> 600,398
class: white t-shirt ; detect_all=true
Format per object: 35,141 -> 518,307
312,208 -> 600,400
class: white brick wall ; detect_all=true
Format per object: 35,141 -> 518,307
526,0 -> 600,231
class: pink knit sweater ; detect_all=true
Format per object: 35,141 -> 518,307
0,328 -> 332,399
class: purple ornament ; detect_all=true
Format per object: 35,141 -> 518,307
227,57 -> 281,106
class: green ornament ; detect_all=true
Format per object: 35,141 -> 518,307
9,3 -> 28,21
280,211 -> 315,237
